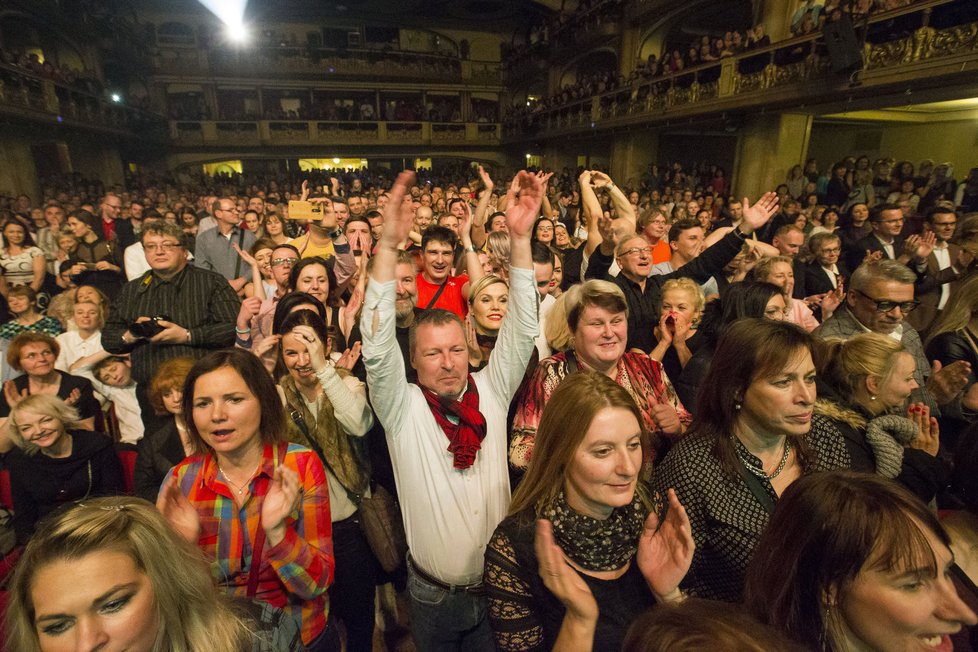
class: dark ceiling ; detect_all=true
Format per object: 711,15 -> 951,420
134,0 -> 558,32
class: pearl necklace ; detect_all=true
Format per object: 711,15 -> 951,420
736,439 -> 791,480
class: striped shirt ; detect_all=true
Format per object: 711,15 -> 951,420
168,442 -> 334,645
101,264 -> 240,384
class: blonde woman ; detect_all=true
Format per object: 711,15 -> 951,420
4,496 -> 304,651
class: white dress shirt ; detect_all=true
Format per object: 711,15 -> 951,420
361,266 -> 538,584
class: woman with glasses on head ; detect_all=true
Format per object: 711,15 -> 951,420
157,348 -> 338,651
5,496 -> 305,652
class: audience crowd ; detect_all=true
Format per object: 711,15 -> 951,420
1,148 -> 978,651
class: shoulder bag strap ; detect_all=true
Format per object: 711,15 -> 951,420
287,405 -> 362,506
233,227 -> 246,279
423,280 -> 448,310
734,458 -> 776,514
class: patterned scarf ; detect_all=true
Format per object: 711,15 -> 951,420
420,376 -> 487,470
280,374 -> 367,494
543,491 -> 649,571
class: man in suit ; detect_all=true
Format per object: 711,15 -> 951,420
907,203 -> 974,335
847,202 -> 907,271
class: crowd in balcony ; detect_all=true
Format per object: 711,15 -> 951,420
0,46 -> 103,96
503,0 -> 626,66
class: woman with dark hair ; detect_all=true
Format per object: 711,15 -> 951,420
745,471 -> 976,651
276,308 -> 377,651
63,209 -> 124,296
652,319 -> 850,602
531,216 -> 556,248
945,421 -> 978,645
157,348 -> 338,651
0,218 -> 45,294
674,281 -> 787,407
486,372 -> 693,652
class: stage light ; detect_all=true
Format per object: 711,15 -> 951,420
333,157 -> 341,164
196,0 -> 250,44
111,93 -> 122,103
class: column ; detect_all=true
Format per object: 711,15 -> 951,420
732,112 -> 812,200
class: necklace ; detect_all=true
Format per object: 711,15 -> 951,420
218,462 -> 258,495
736,439 -> 791,480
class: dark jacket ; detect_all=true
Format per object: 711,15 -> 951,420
133,419 -> 188,503
7,430 -> 125,544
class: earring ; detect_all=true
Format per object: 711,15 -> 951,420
870,395 -> 877,401
734,402 -> 742,411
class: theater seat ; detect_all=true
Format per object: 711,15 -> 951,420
116,445 -> 138,495
0,470 -> 11,511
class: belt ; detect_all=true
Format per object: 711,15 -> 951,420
408,554 -> 485,595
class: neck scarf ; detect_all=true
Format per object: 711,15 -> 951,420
421,376 -> 486,470
543,491 -> 649,571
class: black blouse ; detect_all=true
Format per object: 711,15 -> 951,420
0,371 -> 101,423
650,414 -> 851,602
484,508 -> 656,652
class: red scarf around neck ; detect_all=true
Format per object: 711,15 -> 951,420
421,376 -> 487,470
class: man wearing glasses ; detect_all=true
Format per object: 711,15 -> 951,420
194,196 -> 255,293
103,221 -> 240,432
234,244 -> 301,371
908,203 -> 975,333
814,259 -> 970,414
99,192 -> 135,250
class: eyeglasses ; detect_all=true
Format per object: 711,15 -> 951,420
271,257 -> 298,267
621,247 -> 653,257
819,247 -> 841,254
854,289 -> 919,313
144,242 -> 181,252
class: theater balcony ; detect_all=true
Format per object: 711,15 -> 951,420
169,119 -> 500,148
0,55 -> 164,141
505,0 -> 978,143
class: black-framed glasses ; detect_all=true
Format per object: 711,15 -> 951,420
854,289 -> 919,313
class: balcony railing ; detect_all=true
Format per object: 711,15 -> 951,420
153,46 -> 501,86
505,0 -> 978,139
0,62 -> 165,137
170,120 -> 500,147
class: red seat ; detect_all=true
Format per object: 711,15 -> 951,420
0,470 -> 11,511
116,448 -> 137,495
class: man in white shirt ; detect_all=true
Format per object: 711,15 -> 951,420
361,169 -> 541,651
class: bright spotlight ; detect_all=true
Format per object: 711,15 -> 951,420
111,93 -> 122,103
332,157 -> 341,164
226,21 -> 248,44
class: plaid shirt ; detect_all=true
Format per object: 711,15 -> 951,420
169,443 -> 333,645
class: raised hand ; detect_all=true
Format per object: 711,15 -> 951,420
336,341 -> 362,372
504,171 -> 544,238
4,380 -> 29,408
291,324 -> 328,372
650,403 -> 682,437
64,388 -> 81,407
262,465 -> 301,545
253,334 -> 281,358
478,164 -> 494,192
156,475 -> 200,544
907,402 -> 939,456
534,519 -> 598,623
739,192 -> 779,233
380,170 -> 417,248
636,488 -> 694,602
465,316 -> 483,367
926,359 -> 971,405
232,242 -> 258,268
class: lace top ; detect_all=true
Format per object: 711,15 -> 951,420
484,509 -> 656,651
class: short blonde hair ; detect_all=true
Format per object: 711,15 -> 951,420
6,394 -> 81,455
660,277 -> 705,316
467,274 -> 508,305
